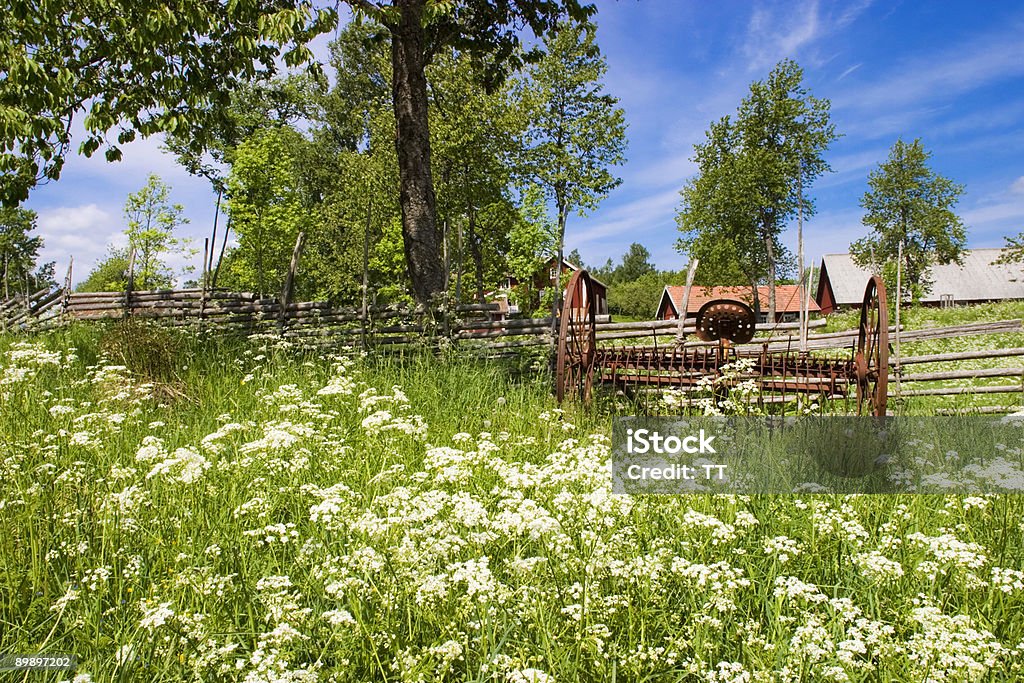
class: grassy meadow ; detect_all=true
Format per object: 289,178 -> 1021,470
1,314 -> 1023,681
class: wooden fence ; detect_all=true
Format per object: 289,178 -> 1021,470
885,322 -> 1024,405
2,285 -> 1021,409
0,285 -> 829,350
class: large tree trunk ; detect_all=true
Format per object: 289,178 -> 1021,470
390,0 -> 445,305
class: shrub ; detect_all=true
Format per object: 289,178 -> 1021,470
99,318 -> 183,383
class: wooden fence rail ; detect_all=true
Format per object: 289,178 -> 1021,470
2,287 -> 1022,411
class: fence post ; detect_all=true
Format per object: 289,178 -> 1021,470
124,248 -> 136,319
60,258 -> 73,323
278,232 -> 306,335
800,263 -> 815,353
895,240 -> 903,400
199,238 -> 209,327
674,259 -> 699,346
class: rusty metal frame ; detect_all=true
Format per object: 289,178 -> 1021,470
554,272 -> 888,416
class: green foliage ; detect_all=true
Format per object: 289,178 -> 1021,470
368,216 -> 413,306
99,318 -> 183,383
224,127 -> 310,296
123,174 -> 193,290
506,185 -> 557,311
300,28 -> 406,304
520,21 -> 627,225
607,271 -> 676,319
348,0 -> 596,93
851,138 -> 967,297
610,242 -> 656,285
77,175 -> 192,293
341,0 -> 599,302
0,0 -> 336,205
0,206 -> 48,295
680,232 -> 752,287
590,256 -> 615,284
518,19 -> 626,313
166,73 -> 329,192
677,59 -> 836,309
76,250 -> 131,293
428,49 -> 526,304
995,231 -> 1024,264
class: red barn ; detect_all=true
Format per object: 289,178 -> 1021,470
657,285 -> 819,323
490,258 -> 609,318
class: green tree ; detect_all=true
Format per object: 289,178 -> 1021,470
676,59 -> 836,319
678,230 -> 753,288
428,48 -> 523,304
5,0 -> 598,306
590,257 -> 615,284
613,242 -> 656,285
122,175 -> 193,290
677,118 -> 774,308
224,128 -> 310,297
851,138 -> 967,298
300,25 -> 404,305
995,231 -> 1024,264
0,207 -> 45,297
341,0 -> 596,305
77,250 -> 131,293
519,20 -> 626,320
507,184 -> 557,312
0,0 -> 335,206
608,271 -> 674,320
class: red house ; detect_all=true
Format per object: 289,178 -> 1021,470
657,284 -> 819,323
492,258 -> 609,317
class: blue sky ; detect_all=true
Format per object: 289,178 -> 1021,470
24,0 -> 1024,283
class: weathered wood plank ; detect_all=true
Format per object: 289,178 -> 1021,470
892,347 -> 1024,366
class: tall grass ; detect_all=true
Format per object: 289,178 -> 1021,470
0,323 -> 1022,681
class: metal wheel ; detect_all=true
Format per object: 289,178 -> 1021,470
556,270 -> 597,404
855,275 -> 889,416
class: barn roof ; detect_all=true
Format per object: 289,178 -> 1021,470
661,284 -> 819,316
819,250 -> 1024,305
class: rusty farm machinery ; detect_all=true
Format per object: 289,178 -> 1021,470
555,270 -> 890,416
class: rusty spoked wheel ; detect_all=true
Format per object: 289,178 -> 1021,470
556,269 -> 597,404
855,275 -> 890,416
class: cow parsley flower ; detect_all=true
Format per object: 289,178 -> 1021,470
853,551 -> 904,581
139,600 -> 174,631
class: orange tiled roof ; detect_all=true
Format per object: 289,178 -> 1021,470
663,285 -> 820,315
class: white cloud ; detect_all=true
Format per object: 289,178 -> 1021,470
1011,176 -> 1024,194
741,0 -> 873,74
961,194 -> 1024,227
837,63 -> 862,81
566,186 -> 688,269
834,0 -> 875,28
743,0 -> 822,72
626,154 -> 698,189
36,204 -> 121,278
833,24 -> 1024,114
